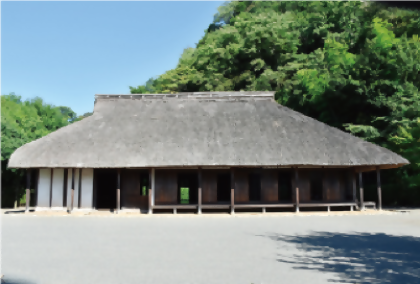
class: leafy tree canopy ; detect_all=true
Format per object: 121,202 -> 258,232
130,1 -> 420,205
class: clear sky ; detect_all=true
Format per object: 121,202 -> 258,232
1,1 -> 224,115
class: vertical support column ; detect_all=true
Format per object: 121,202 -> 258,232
230,168 -> 235,215
198,167 -> 202,215
376,166 -> 382,211
295,167 -> 300,213
116,169 -> 121,214
359,172 -> 365,211
151,168 -> 155,208
77,169 -> 82,208
70,168 -> 75,213
25,169 -> 32,213
352,169 -> 358,205
49,168 -> 53,208
148,168 -> 152,214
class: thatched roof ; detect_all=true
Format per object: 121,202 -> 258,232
8,91 -> 409,169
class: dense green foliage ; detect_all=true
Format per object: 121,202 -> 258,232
1,93 -> 81,207
130,1 -> 420,206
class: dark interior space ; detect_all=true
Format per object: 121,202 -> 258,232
177,173 -> 198,204
310,170 -> 323,201
95,169 -> 117,209
249,173 -> 261,202
30,169 -> 39,207
278,170 -> 292,202
139,173 -> 149,196
217,173 -> 231,202
344,170 -> 354,201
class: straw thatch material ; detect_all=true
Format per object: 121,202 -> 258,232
8,92 -> 409,168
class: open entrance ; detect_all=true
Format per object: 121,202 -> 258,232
278,170 -> 292,202
177,173 -> 198,204
310,170 -> 323,201
217,173 -> 230,202
121,169 -> 149,211
95,169 -> 117,209
249,173 -> 261,202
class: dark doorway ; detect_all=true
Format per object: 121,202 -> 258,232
249,173 -> 261,202
95,169 -> 117,209
217,173 -> 230,202
279,170 -> 293,202
310,170 -> 323,201
177,173 -> 198,204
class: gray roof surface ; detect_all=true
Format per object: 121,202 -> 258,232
8,92 -> 409,168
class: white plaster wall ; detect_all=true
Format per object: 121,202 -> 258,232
51,169 -> 65,207
80,168 -> 94,208
37,169 -> 51,207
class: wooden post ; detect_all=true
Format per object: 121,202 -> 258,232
376,167 -> 382,211
116,169 -> 121,214
148,168 -> 152,214
230,168 -> 235,215
49,168 -> 53,208
25,169 -> 31,213
352,169 -> 358,205
198,168 -> 202,215
70,168 -> 75,213
359,172 -> 365,211
295,167 -> 300,213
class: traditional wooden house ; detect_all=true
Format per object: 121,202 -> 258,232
8,92 -> 409,214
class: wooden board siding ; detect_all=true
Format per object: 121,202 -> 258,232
121,169 -> 141,209
155,170 -> 178,205
202,170 -> 218,204
292,169 -> 310,203
261,169 -> 278,203
234,169 -> 249,203
323,170 -> 346,202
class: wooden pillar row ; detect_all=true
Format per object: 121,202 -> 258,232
376,167 -> 382,210
25,169 -> 31,213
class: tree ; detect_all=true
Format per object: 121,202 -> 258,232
1,93 -> 77,207
130,1 -> 420,205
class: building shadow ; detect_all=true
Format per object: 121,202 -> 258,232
260,232 -> 420,284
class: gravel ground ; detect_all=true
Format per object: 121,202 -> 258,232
2,210 -> 420,284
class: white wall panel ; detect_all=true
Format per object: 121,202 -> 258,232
37,169 -> 51,207
51,169 -> 65,207
80,168 -> 94,208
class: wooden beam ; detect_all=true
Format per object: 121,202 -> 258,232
230,168 -> 235,215
116,169 -> 121,214
295,167 -> 300,213
376,167 -> 382,210
25,169 -> 31,213
70,168 -> 75,213
198,167 -> 202,215
359,172 -> 365,211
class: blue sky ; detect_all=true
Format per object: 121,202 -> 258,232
1,1 -> 224,115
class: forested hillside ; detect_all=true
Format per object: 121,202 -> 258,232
1,94 -> 85,207
130,1 -> 420,206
